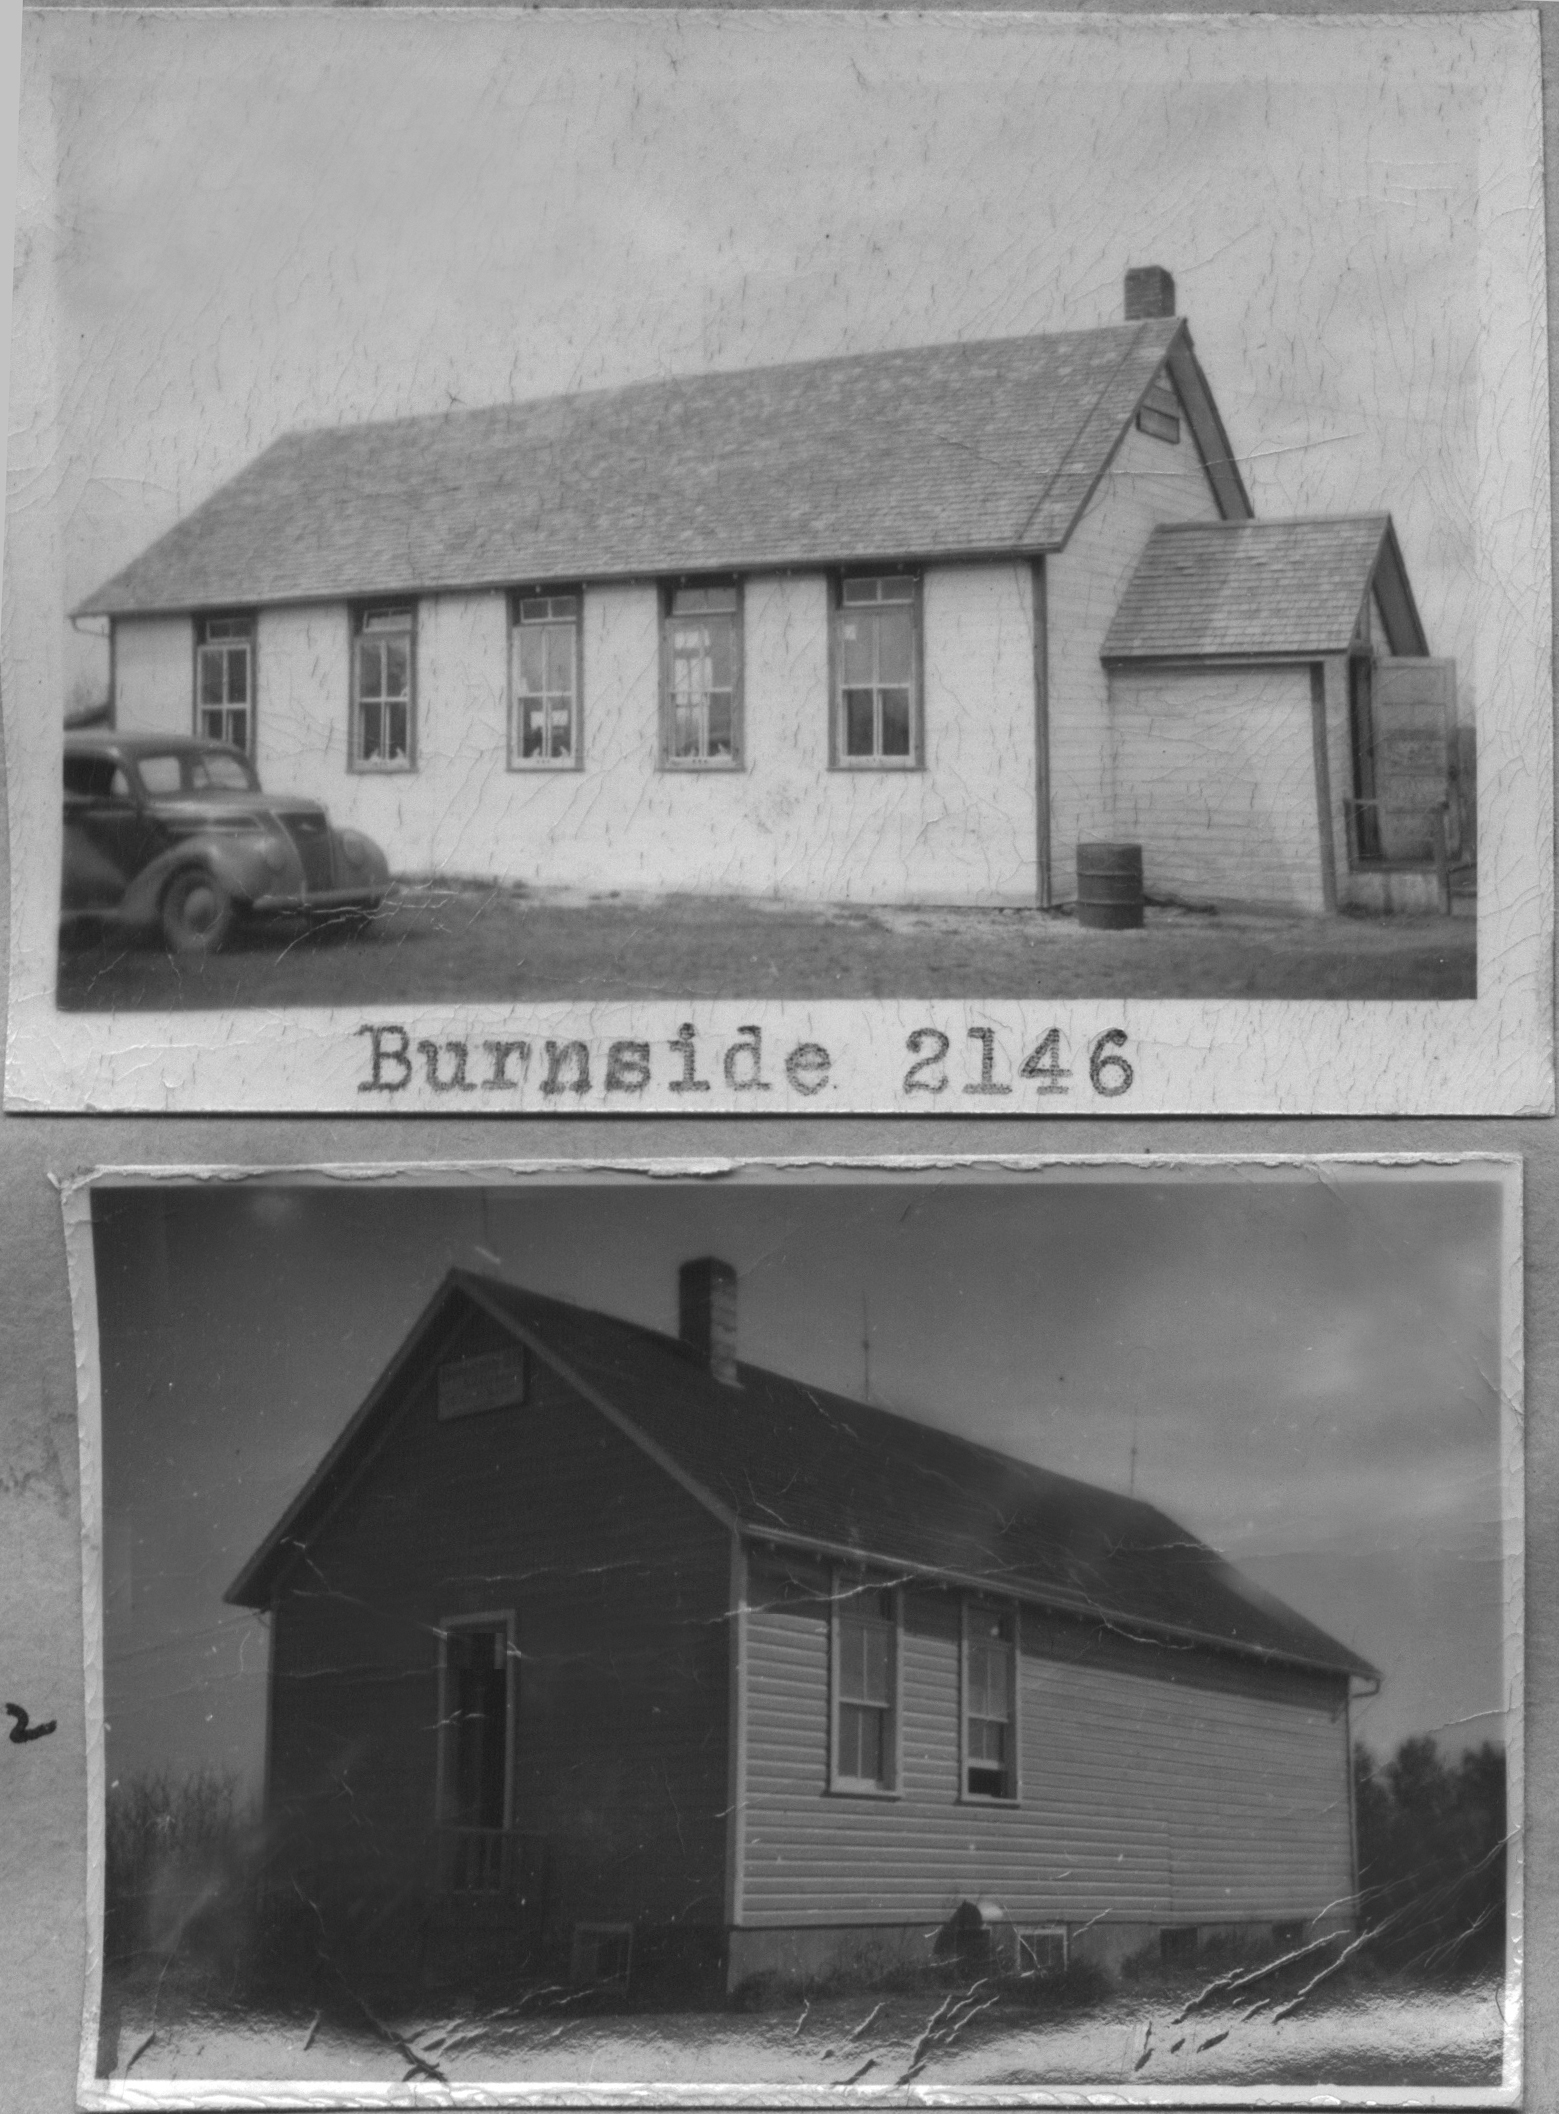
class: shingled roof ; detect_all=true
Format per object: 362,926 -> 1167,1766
1101,515 -> 1429,663
79,318 -> 1249,617
228,1269 -> 1377,1685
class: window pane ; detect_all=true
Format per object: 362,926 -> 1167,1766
226,710 -> 249,752
878,608 -> 913,685
544,625 -> 575,694
226,647 -> 249,704
706,691 -> 733,758
387,701 -> 409,760
199,651 -> 224,707
199,707 -> 223,740
840,1622 -> 866,1699
359,640 -> 384,701
518,628 -> 547,694
521,700 -> 546,758
547,704 -> 572,759
842,578 -> 879,606
880,690 -> 912,756
969,1719 -> 1006,1765
839,1703 -> 884,1783
360,701 -> 383,761
672,700 -> 703,759
839,620 -> 874,688
844,690 -> 875,756
878,576 -> 916,603
861,1625 -> 891,1706
384,640 -> 410,699
705,615 -> 735,691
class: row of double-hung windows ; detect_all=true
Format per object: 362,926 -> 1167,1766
183,576 -> 923,772
831,1572 -> 1019,1802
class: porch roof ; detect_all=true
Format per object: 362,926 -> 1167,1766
1101,514 -> 1429,663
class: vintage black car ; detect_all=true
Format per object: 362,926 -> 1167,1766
62,732 -> 391,953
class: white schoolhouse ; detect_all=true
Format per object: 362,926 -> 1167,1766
80,268 -> 1457,915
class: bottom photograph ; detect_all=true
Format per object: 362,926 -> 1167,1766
70,1157 -> 1521,2105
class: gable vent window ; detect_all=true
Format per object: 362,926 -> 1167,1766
352,604 -> 415,771
962,1602 -> 1018,1801
662,582 -> 742,768
832,1571 -> 899,1793
511,590 -> 582,768
195,614 -> 256,753
1136,377 -> 1181,446
834,574 -> 921,767
437,1346 -> 528,1421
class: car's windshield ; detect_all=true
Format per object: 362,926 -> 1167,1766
136,751 -> 260,796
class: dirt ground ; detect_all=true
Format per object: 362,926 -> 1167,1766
58,883 -> 1476,1010
96,1970 -> 1504,2091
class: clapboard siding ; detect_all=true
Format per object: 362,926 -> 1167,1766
112,614 -> 192,737
266,1294 -> 732,1930
741,1564 -> 1351,1929
1104,663 -> 1325,910
1045,405 -> 1223,895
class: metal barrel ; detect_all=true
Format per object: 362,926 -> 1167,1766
1075,841 -> 1145,930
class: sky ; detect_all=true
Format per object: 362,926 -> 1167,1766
93,1165 -> 1512,1801
24,8 -> 1495,718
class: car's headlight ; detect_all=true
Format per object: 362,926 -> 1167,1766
339,830 -> 370,867
261,837 -> 288,874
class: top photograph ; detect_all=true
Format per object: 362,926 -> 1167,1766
3,7 -> 1550,1114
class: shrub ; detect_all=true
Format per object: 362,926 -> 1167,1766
1353,1736 -> 1507,1980
104,1767 -> 259,1976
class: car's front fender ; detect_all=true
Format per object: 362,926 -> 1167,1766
119,830 -> 303,924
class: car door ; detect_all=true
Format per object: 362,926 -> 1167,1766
62,755 -> 156,907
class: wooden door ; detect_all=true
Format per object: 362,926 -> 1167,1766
1368,659 -> 1457,863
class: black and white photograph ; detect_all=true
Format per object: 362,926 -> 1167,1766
3,7 -> 1551,1114
71,1157 -> 1521,2102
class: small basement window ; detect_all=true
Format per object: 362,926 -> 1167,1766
1160,1926 -> 1199,1968
1017,1926 -> 1068,1979
571,1923 -> 633,1989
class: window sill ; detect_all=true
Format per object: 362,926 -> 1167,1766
507,758 -> 582,773
830,759 -> 925,774
958,1791 -> 1022,1808
658,759 -> 746,774
827,1783 -> 903,1801
348,761 -> 416,776
1346,857 -> 1438,875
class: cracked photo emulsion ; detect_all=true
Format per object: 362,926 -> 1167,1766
3,7 -> 1553,1114
68,1156 -> 1522,2105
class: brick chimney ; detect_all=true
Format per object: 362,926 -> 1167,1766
679,1256 -> 740,1386
1124,265 -> 1176,320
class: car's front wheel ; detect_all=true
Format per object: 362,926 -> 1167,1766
161,868 -> 235,955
